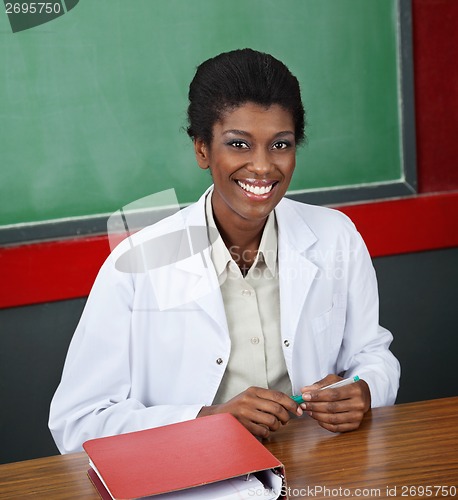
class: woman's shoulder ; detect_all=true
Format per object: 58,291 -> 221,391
107,199 -> 205,261
276,198 -> 366,257
277,197 -> 356,233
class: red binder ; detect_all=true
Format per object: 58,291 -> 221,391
83,413 -> 287,499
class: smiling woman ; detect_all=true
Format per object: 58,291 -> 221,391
188,49 -> 303,272
49,48 -> 400,454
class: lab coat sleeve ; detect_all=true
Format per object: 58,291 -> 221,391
336,229 -> 400,407
48,256 -> 204,454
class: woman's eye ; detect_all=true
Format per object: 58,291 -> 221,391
229,140 -> 249,149
272,141 -> 290,150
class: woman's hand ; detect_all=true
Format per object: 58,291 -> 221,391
197,386 -> 303,438
299,375 -> 371,433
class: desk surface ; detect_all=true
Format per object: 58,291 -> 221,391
1,397 -> 457,499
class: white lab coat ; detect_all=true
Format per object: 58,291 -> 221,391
49,189 -> 400,453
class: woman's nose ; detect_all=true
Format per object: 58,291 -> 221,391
246,149 -> 273,175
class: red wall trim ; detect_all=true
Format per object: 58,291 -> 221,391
1,192 -> 457,309
337,191 -> 458,257
0,235 -> 110,309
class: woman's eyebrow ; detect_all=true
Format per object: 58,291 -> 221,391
275,131 -> 295,138
222,130 -> 295,137
222,129 -> 251,137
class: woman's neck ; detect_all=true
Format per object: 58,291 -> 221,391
214,215 -> 267,273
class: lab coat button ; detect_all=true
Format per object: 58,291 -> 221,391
250,337 -> 260,345
216,358 -> 224,365
241,289 -> 252,297
283,340 -> 290,347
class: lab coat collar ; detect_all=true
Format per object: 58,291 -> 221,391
275,198 -> 319,347
275,197 -> 318,253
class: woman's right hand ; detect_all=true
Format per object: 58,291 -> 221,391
197,386 -> 303,438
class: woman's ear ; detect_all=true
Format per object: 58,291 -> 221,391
194,138 -> 210,170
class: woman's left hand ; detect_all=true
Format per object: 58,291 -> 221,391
299,374 -> 371,433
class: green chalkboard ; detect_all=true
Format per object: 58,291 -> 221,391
0,0 -> 405,228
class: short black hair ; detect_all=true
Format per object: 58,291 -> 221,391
186,48 -> 305,145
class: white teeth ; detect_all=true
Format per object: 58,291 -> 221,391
237,181 -> 274,195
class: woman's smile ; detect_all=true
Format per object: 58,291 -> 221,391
236,179 -> 278,197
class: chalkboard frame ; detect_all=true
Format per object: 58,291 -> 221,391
0,0 -> 416,245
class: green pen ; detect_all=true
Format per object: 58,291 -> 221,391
291,375 -> 360,404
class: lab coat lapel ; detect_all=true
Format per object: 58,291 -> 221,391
173,247 -> 228,335
276,200 -> 319,343
172,192 -> 228,335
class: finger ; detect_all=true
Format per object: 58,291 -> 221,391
254,397 -> 296,424
299,382 -> 321,393
239,404 -> 284,432
307,408 -> 365,431
303,399 -> 350,414
255,388 -> 303,417
318,419 -> 363,433
241,419 -> 272,439
300,388 -> 342,407
301,375 -> 340,394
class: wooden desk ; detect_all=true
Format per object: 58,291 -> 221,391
1,397 -> 457,499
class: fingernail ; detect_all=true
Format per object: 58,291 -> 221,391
297,406 -> 303,416
302,393 -> 312,401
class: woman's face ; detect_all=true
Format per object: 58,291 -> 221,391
194,102 -> 296,229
